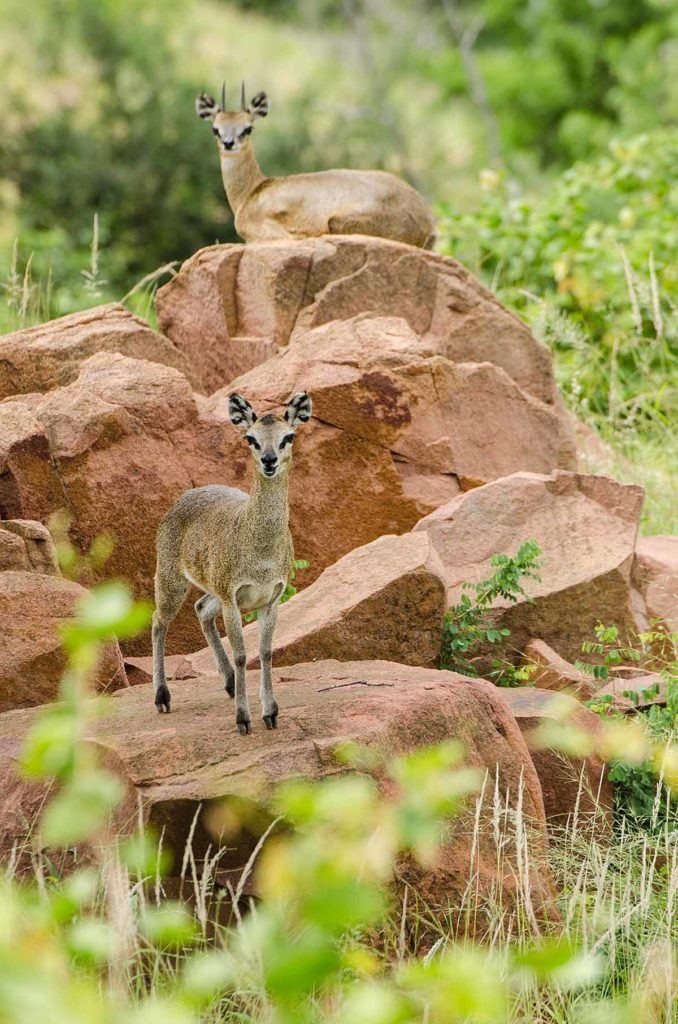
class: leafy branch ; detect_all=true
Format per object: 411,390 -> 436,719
440,539 -> 542,677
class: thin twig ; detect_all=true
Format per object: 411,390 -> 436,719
316,680 -> 394,692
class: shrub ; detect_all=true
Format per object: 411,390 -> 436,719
440,540 -> 541,678
583,625 -> 678,832
438,130 -> 678,429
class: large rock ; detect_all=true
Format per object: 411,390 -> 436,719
415,470 -> 644,662
0,304 -> 196,399
200,316 -> 574,583
0,570 -> 127,712
0,352 -> 233,653
0,519 -> 59,575
187,531 -> 447,675
633,535 -> 678,632
0,660 -> 555,925
213,314 -> 574,487
502,688 -> 612,829
2,348 -> 440,649
156,236 -> 562,403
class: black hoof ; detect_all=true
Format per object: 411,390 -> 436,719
236,711 -> 251,735
155,684 -> 171,714
225,679 -> 235,698
263,701 -> 279,730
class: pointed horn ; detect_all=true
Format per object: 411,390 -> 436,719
240,80 -> 246,111
220,81 -> 226,110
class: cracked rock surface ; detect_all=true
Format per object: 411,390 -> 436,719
157,236 -> 560,403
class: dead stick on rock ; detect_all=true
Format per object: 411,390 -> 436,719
316,680 -> 395,692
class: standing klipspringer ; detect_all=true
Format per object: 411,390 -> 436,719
196,82 -> 436,248
152,392 -> 312,735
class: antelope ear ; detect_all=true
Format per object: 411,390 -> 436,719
249,92 -> 269,119
196,92 -> 220,122
284,392 -> 312,428
228,393 -> 257,429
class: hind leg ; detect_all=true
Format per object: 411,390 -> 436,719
153,569 -> 189,713
195,593 -> 235,697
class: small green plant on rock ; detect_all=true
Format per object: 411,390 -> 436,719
582,625 -> 678,832
490,659 -> 538,689
440,540 -> 542,677
575,623 -> 642,681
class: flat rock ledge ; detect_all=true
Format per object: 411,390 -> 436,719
0,660 -> 556,925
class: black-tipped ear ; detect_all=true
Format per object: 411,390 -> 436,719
249,92 -> 269,119
196,92 -> 220,122
228,392 -> 257,429
284,392 -> 312,427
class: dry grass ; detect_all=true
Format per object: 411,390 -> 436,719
4,772 -> 676,1023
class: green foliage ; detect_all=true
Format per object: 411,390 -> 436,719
0,0 -> 231,304
438,130 -> 678,431
470,0 -> 675,165
584,626 -> 678,832
575,623 -> 641,682
440,540 -> 541,677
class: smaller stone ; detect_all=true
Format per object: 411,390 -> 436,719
0,519 -> 60,576
597,672 -> 667,710
0,570 -> 127,712
522,639 -> 596,700
124,654 -> 198,686
633,535 -> 678,631
414,470 -> 644,662
0,303 -> 196,398
501,687 -> 612,830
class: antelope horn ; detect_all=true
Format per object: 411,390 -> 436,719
220,81 -> 226,110
240,80 -> 246,111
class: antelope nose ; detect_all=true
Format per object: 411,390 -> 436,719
223,139 -> 234,150
261,453 -> 278,472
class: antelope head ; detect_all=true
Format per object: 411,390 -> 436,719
196,82 -> 269,154
227,392 -> 312,479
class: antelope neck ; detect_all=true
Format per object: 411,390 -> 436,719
244,463 -> 290,545
219,146 -> 266,213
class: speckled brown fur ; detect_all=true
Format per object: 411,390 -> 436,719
152,391 -> 312,734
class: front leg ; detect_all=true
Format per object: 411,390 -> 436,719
257,594 -> 281,729
222,600 -> 251,735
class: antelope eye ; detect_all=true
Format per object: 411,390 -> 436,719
246,435 -> 261,451
279,433 -> 295,449
239,126 -> 252,138
212,126 -> 219,136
